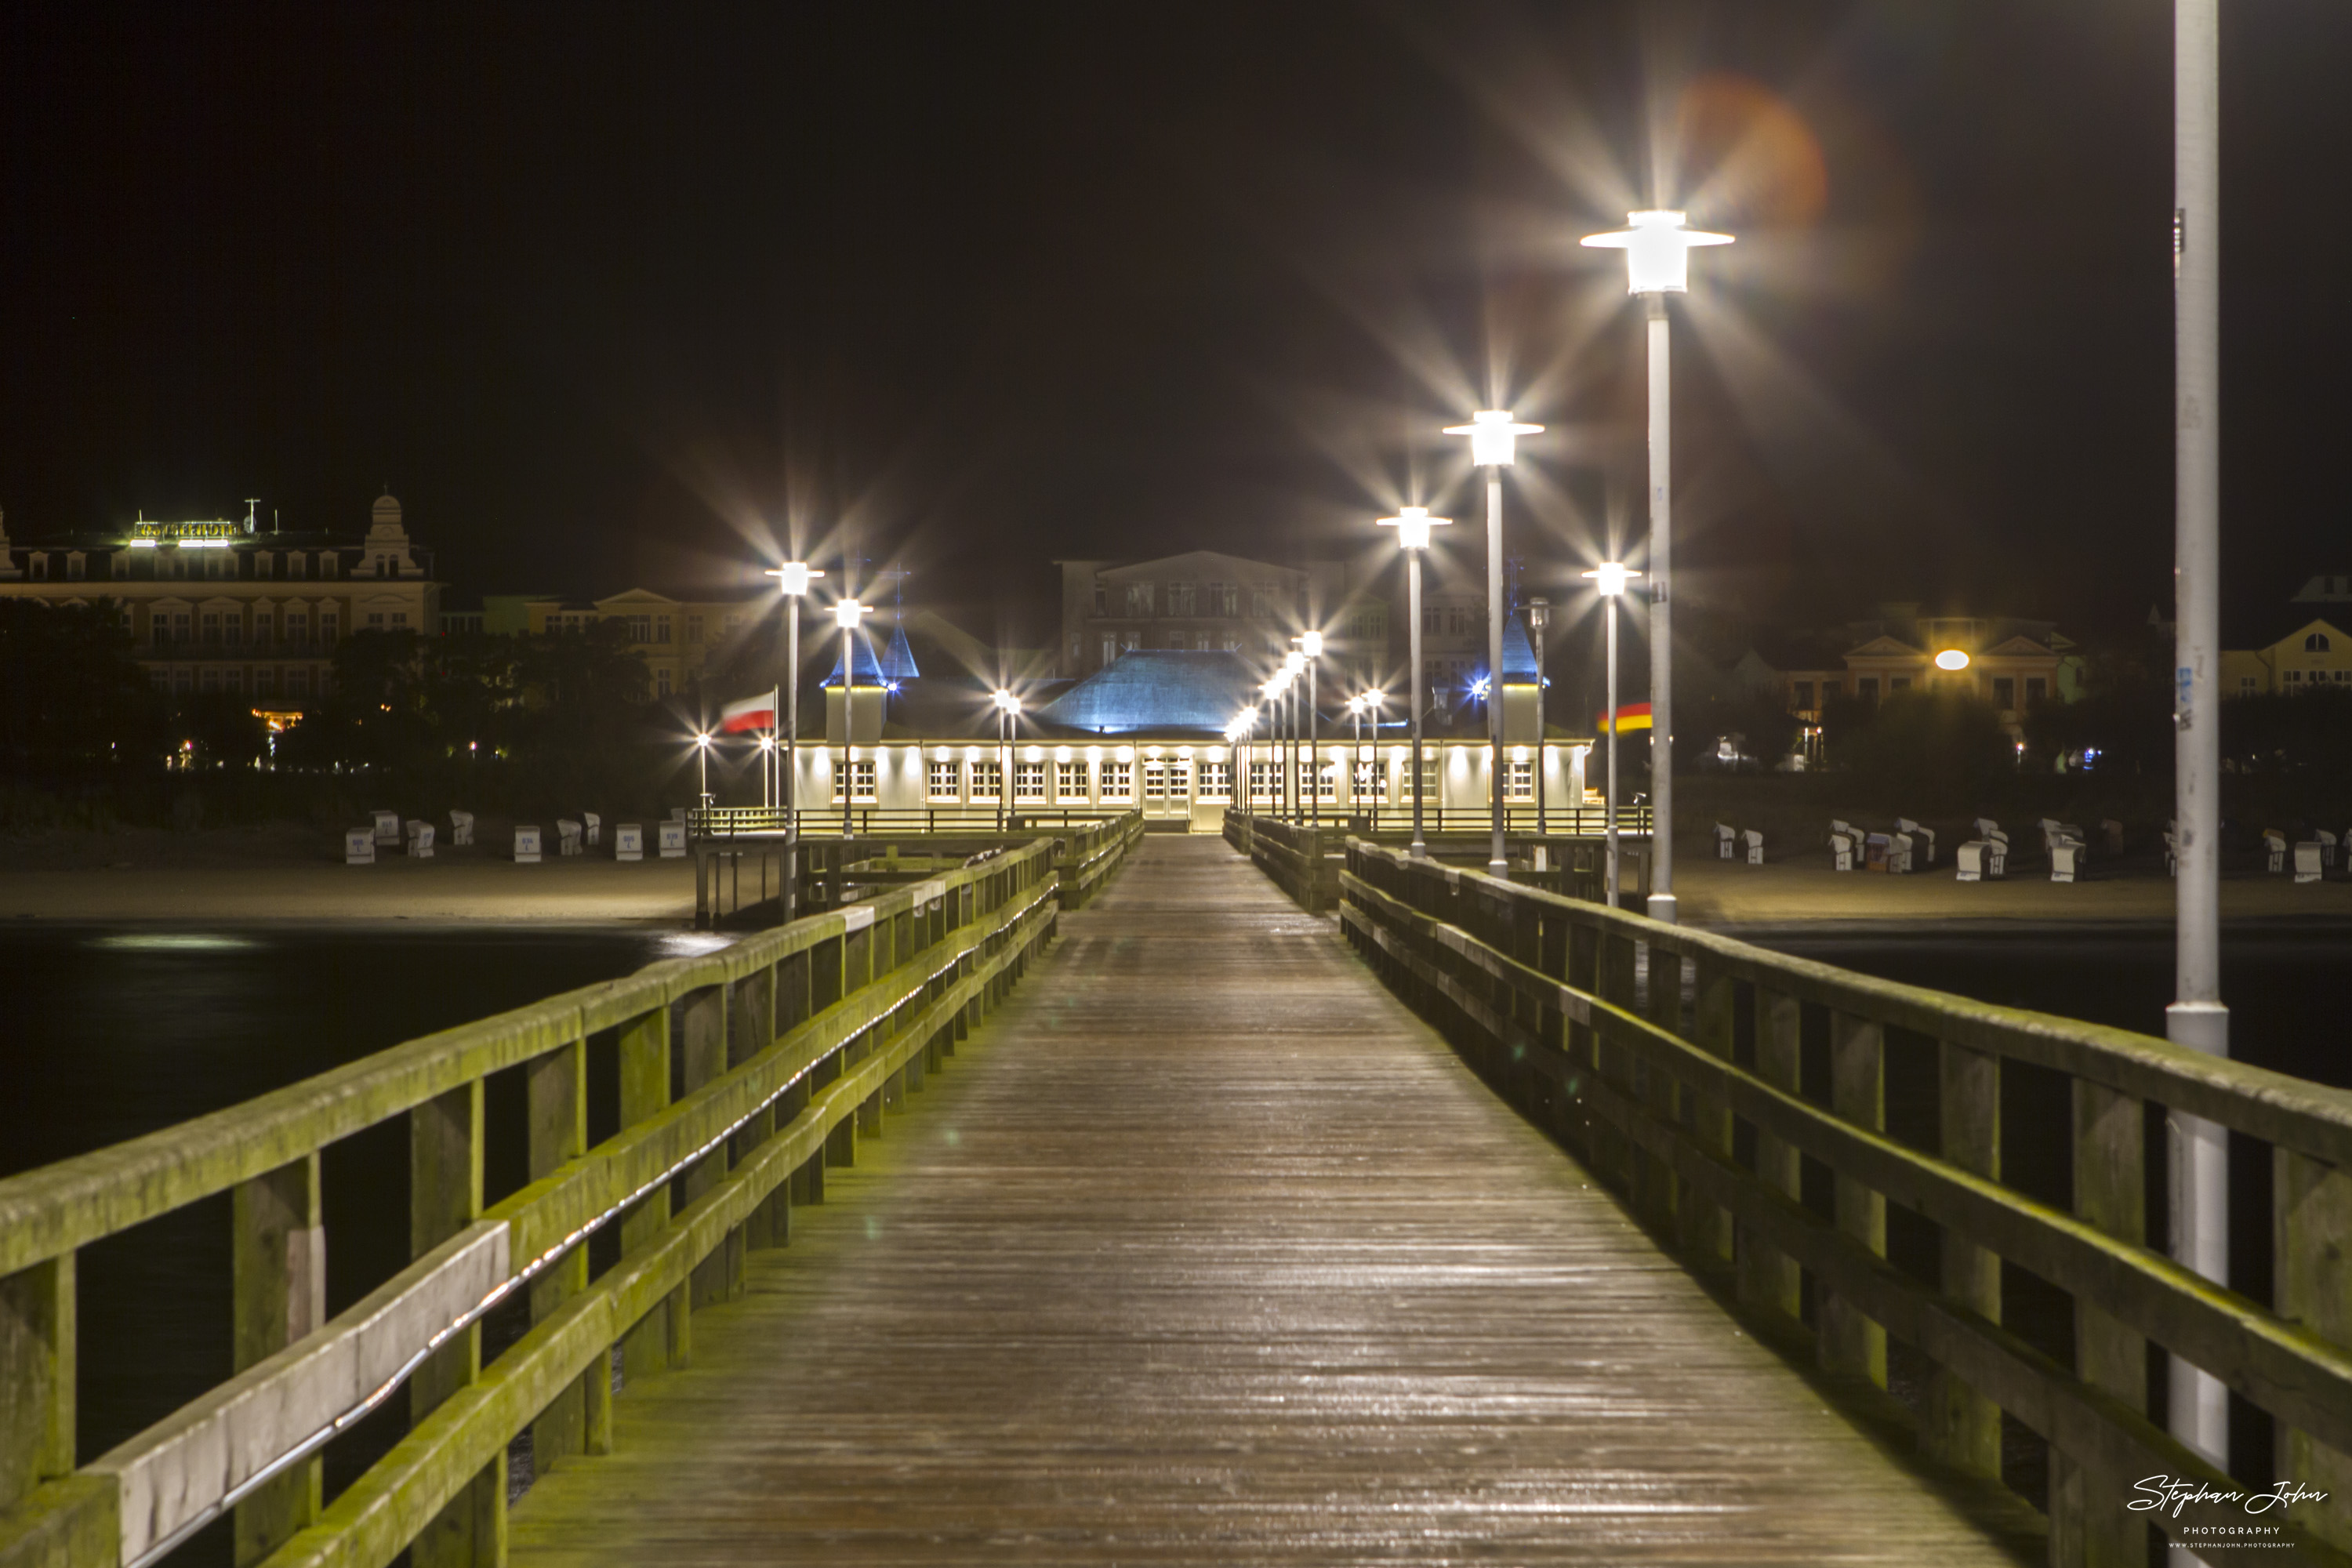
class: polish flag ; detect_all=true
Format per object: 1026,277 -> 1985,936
717,690 -> 777,734
1595,701 -> 1652,734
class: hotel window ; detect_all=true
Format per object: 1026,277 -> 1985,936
626,615 -> 652,642
321,613 -> 338,644
1100,635 -> 1117,666
1993,677 -> 2016,710
1056,760 -> 1091,801
1209,581 -> 1236,615
834,758 -> 877,802
1791,681 -> 1814,711
1248,759 -> 1276,802
286,612 -> 307,644
289,553 -> 307,579
1014,760 -> 1046,800
1117,630 -> 1138,654
1198,760 -> 1231,801
286,669 -> 310,697
928,758 -> 963,800
29,555 -> 46,580
1857,677 -> 1880,702
225,669 -> 243,695
66,555 -> 84,581
1195,634 -> 1211,652
1890,677 -> 1912,692
1167,583 -> 1196,616
201,612 -> 222,644
1099,760 -> 1132,801
2241,675 -> 2259,694
321,555 -> 338,578
687,615 -> 703,644
252,614 -> 271,648
175,669 -> 192,693
2308,633 -> 2333,653
2024,676 -> 2047,703
148,668 -> 169,691
252,669 -> 273,697
223,617 -> 241,648
201,667 -> 220,692
390,612 -> 407,627
367,612 -> 385,629
1508,760 -> 1533,800
1221,637 -> 1239,652
2284,670 -> 2304,685
1093,581 -> 1109,615
1124,583 -> 1155,617
971,759 -> 1002,801
655,668 -> 672,698
657,617 -> 672,644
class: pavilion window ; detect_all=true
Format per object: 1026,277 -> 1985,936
928,759 -> 963,800
1199,760 -> 1231,801
1056,760 -> 1091,801
1508,760 -> 1533,800
1099,760 -> 1133,801
971,759 -> 1002,801
1014,760 -> 1046,801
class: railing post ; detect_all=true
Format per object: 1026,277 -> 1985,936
1925,1040 -> 2002,1479
732,964 -> 785,1254
527,1040 -> 595,1473
1740,985 -> 1802,1321
2276,1147 -> 2352,1555
616,1004 -> 676,1381
1681,956 -> 1733,1266
1593,931 -> 1638,1189
680,987 -> 735,1309
231,1154 -> 325,1564
1820,1011 -> 1886,1387
2051,1080 -> 2147,1568
410,1080 -> 503,1568
0,1254 -> 76,1523
1638,942 -> 1683,1230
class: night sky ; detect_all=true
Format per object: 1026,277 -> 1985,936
3,3 -> 2347,653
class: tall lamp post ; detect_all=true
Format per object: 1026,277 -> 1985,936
1584,563 -> 1639,909
1445,409 -> 1543,880
1378,506 -> 1451,858
694,732 -> 712,803
764,561 -> 824,920
1294,631 -> 1323,829
1527,597 -> 1550,837
991,688 -> 1020,833
1582,209 -> 1732,922
1280,650 -> 1305,823
833,597 -> 869,840
2170,0 -> 2227,1473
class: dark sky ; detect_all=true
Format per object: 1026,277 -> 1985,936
3,2 -> 2347,652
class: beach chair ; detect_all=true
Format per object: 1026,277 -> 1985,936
2316,828 -> 2338,870
1830,831 -> 1856,872
344,827 -> 376,866
2263,829 -> 2287,873
514,826 -> 543,865
405,820 -> 434,859
372,809 -> 401,847
2101,820 -> 2125,856
557,819 -> 584,857
615,823 -> 644,862
658,821 -> 688,858
583,812 -> 602,848
1896,817 -> 1936,866
2295,841 -> 2325,884
448,809 -> 474,848
2050,837 -> 2085,883
1741,829 -> 1765,865
1957,840 -> 1990,881
1714,822 -> 1737,860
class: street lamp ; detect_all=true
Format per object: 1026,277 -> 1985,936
764,561 -> 824,920
1281,650 -> 1305,823
991,688 -> 1020,832
1527,597 -> 1550,837
1293,630 -> 1323,829
833,597 -> 869,839
1377,506 -> 1452,858
1444,409 -> 1543,879
1584,562 -> 1642,909
694,731 -> 712,803
1581,209 -> 1732,923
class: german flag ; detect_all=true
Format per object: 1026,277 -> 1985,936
1595,702 -> 1653,734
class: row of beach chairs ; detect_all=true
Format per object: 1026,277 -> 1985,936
344,809 -> 688,865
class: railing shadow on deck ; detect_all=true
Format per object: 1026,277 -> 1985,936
0,815 -> 1144,1568
1327,837 -> 2352,1568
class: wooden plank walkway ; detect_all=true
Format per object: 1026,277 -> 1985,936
508,836 -> 2034,1565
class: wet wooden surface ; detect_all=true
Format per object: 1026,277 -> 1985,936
508,836 -> 2034,1565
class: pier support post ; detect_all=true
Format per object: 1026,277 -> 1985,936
1820,1011 -> 1886,1387
410,1081 -> 503,1568
528,1042 -> 593,1472
232,1155 -> 324,1564
1740,986 -> 1802,1321
1925,1040 -> 2002,1478
2052,1081 -> 2147,1568
616,1005 -> 673,1382
2276,1149 -> 2352,1555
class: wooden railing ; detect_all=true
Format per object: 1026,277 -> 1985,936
1221,811 -> 1340,913
1337,837 -> 2352,1565
688,804 -> 1126,838
0,822 -> 1140,1568
1225,812 -> 1650,913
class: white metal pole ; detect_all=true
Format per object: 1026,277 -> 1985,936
1534,610 -> 1547,837
785,607 -> 798,920
1646,296 -> 1676,923
1308,659 -> 1319,829
840,623 -> 854,840
1606,593 -> 1620,909
2169,0 -> 2229,1472
1410,550 -> 1428,858
1486,471 -> 1508,877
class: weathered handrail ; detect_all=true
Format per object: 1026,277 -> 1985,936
0,815 -> 1142,1568
1335,837 -> 2352,1565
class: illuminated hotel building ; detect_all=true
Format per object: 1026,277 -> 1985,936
0,493 -> 438,713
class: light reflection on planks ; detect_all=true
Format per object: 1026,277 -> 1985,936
509,837 -> 2034,1565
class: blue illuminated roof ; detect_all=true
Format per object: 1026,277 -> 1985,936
1501,616 -> 1539,683
1035,650 -> 1264,733
823,623 -> 920,687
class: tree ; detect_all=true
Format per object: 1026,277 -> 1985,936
0,598 -> 169,779
1830,690 -> 2013,810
